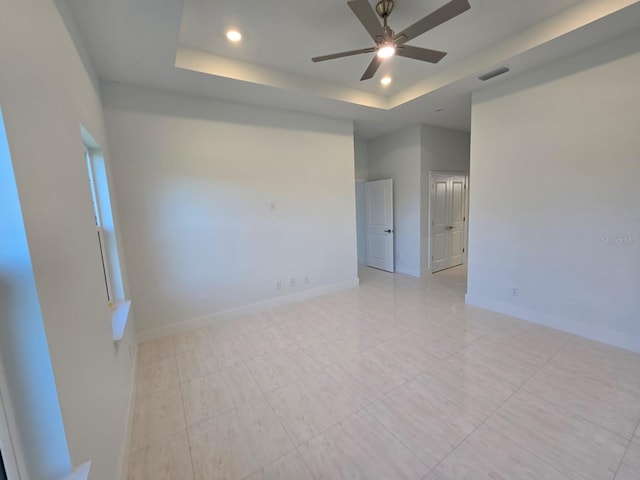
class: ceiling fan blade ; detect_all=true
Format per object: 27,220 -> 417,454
312,47 -> 376,63
396,45 -> 447,63
360,55 -> 383,81
348,0 -> 384,42
395,0 -> 470,45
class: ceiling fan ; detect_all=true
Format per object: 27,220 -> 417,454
312,0 -> 471,81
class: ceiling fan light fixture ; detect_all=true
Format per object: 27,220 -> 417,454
381,76 -> 392,85
377,43 -> 395,59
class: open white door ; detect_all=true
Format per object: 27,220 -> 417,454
365,179 -> 394,272
430,174 -> 466,273
448,176 -> 466,267
431,175 -> 450,273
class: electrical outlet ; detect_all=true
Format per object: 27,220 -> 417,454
511,288 -> 519,297
290,278 -> 296,287
276,281 -> 282,290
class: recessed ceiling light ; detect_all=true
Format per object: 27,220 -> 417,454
226,30 -> 242,42
434,107 -> 444,112
381,76 -> 392,86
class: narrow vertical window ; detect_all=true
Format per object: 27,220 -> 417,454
85,148 -> 113,304
81,126 -> 131,340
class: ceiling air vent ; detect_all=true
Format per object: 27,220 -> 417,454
478,66 -> 510,82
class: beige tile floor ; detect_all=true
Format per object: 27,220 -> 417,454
129,266 -> 640,480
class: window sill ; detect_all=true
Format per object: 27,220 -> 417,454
62,462 -> 91,480
111,300 -> 131,342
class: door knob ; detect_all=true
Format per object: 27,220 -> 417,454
446,226 -> 453,230
384,229 -> 393,233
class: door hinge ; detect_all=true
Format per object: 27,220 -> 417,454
464,184 -> 467,189
464,216 -> 466,221
463,248 -> 465,253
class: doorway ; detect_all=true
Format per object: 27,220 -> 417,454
365,179 -> 394,272
430,172 -> 468,274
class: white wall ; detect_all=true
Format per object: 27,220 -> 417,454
0,0 -> 137,478
420,125 -> 470,271
467,30 -> 640,352
354,138 -> 369,181
0,108 -> 71,480
421,125 -> 471,173
102,83 -> 359,338
368,127 -> 422,277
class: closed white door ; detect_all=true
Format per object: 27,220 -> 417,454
365,179 -> 394,272
430,174 -> 466,273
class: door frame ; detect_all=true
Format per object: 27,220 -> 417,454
365,179 -> 395,273
427,171 -> 469,274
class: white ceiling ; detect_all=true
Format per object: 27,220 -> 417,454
179,0 -> 582,95
62,0 -> 640,137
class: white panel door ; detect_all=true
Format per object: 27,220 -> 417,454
365,179 -> 394,272
430,175 -> 450,273
430,174 -> 467,273
449,176 -> 466,268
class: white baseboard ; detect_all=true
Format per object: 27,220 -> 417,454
117,344 -> 138,480
465,293 -> 640,354
137,278 -> 360,343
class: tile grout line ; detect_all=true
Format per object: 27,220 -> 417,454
358,365 -> 452,475
138,268 -> 640,480
520,387 -> 635,443
422,330 -> 576,478
518,334 -> 640,443
243,348 -> 322,480
261,318 -> 446,473
173,351 -> 198,480
613,415 -> 640,479
129,336 -> 182,452
319,319 -> 492,476
190,351 -> 291,480
129,356 -> 195,456
173,331 -> 357,439
175,328 -> 270,478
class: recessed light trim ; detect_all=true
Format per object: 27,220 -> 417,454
380,76 -> 392,86
226,30 -> 242,42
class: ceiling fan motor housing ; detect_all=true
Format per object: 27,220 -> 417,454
376,0 -> 395,18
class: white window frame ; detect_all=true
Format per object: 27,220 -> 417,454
84,148 -> 114,305
82,136 -> 132,341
